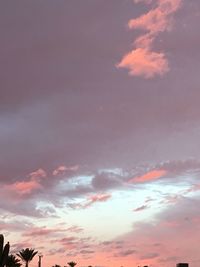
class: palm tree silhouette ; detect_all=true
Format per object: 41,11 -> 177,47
6,255 -> 22,267
67,262 -> 77,267
17,249 -> 38,267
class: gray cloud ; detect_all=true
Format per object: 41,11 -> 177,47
140,252 -> 159,260
115,249 -> 137,257
92,172 -> 123,190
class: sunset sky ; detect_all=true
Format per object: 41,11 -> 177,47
1,1 -> 200,267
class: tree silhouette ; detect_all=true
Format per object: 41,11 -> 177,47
17,249 -> 37,267
6,255 -> 21,267
67,262 -> 77,267
0,234 -> 10,267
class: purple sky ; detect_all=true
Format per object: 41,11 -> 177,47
1,1 -> 200,267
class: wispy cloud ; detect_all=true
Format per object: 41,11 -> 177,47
52,165 -> 79,176
69,193 -> 112,209
118,0 -> 182,78
133,204 -> 149,212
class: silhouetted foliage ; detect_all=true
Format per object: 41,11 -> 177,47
67,262 -> 77,267
6,255 -> 21,267
0,234 -> 10,267
17,249 -> 37,267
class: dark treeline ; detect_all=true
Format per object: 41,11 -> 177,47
0,234 -> 94,267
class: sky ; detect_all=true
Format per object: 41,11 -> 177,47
0,0 -> 200,267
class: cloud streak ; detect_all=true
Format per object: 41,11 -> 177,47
69,193 -> 112,209
129,169 -> 167,183
118,0 -> 182,78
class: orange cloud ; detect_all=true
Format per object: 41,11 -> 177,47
129,0 -> 181,34
129,169 -> 167,183
10,179 -> 42,195
118,0 -> 182,78
118,48 -> 168,78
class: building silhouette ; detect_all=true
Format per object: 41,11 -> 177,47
176,263 -> 189,267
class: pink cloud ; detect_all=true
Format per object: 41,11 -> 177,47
88,193 -> 111,203
83,193 -> 112,208
58,236 -> 93,251
118,0 -> 182,78
24,227 -> 57,237
28,168 -> 47,180
52,165 -> 79,176
21,225 -> 84,239
11,242 -> 35,253
5,168 -> 46,196
186,183 -> 200,193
